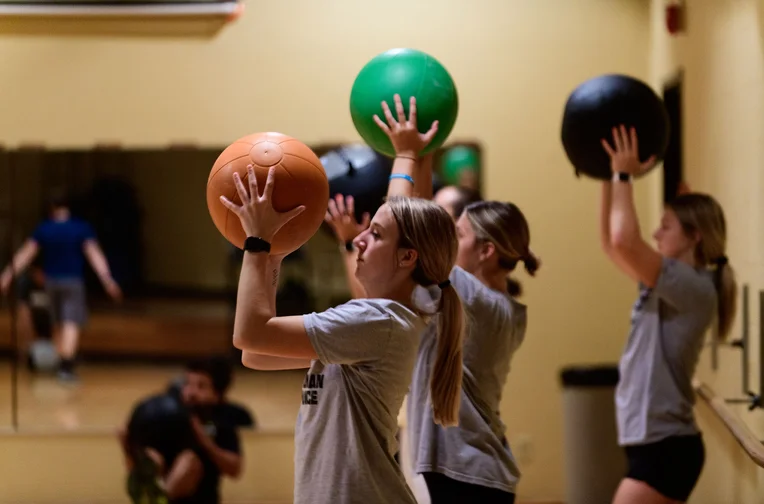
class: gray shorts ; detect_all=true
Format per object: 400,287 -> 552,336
45,279 -> 88,326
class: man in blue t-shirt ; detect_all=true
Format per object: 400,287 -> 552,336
0,192 -> 122,382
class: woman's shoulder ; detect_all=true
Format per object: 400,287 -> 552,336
663,256 -> 714,279
334,298 -> 422,328
451,267 -> 523,317
504,297 -> 528,332
338,297 -> 412,311
659,257 -> 717,298
461,293 -> 528,357
450,266 -> 495,302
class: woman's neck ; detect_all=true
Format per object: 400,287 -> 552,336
675,249 -> 698,268
366,279 -> 416,308
473,268 -> 508,293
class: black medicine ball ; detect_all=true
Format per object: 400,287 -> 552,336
322,144 -> 392,224
126,393 -> 195,464
561,74 -> 670,181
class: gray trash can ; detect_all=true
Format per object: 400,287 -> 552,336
560,365 -> 625,504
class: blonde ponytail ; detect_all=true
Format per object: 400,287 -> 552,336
665,193 -> 736,341
430,283 -> 464,427
715,261 -> 737,341
385,196 -> 464,428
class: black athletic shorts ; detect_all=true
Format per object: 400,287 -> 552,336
624,434 -> 705,501
422,472 -> 515,504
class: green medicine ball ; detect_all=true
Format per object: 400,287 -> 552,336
441,145 -> 479,185
350,48 -> 459,157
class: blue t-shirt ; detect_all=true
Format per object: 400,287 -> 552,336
31,218 -> 96,280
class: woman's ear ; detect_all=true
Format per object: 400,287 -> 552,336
692,230 -> 702,246
478,241 -> 496,262
397,248 -> 418,269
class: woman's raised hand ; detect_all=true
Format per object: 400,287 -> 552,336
324,194 -> 370,243
374,94 -> 439,158
220,165 -> 305,242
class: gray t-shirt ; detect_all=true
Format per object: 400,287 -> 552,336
407,266 -> 527,494
296,298 -> 426,504
616,257 -> 716,446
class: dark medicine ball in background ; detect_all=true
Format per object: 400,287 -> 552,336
126,393 -> 195,465
320,143 -> 453,230
321,144 -> 393,224
561,74 -> 670,181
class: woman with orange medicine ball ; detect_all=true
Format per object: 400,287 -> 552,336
328,94 -> 539,503
601,126 -> 736,504
221,164 -> 465,504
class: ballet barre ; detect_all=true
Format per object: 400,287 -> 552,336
693,379 -> 764,468
712,284 -> 763,412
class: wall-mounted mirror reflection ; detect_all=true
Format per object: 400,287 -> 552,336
0,142 -> 482,433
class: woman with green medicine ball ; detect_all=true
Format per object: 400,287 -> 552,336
600,125 -> 736,504
327,94 -> 539,503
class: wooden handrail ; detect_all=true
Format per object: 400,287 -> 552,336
693,379 -> 764,468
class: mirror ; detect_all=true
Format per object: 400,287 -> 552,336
0,149 -> 13,431
0,141 -> 483,433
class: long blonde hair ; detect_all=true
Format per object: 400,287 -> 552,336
387,196 -> 464,427
667,193 -> 737,340
464,201 -> 540,296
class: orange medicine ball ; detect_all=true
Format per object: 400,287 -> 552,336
207,132 -> 329,255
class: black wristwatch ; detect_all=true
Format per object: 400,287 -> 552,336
243,236 -> 271,254
344,240 -> 354,252
614,172 -> 632,182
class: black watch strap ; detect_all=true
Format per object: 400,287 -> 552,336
344,240 -> 354,252
243,236 -> 271,254
615,172 -> 632,182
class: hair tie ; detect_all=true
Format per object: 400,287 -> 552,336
437,279 -> 451,290
715,256 -> 728,267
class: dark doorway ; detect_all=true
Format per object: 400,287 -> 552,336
662,70 -> 684,203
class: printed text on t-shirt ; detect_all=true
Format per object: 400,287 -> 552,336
302,373 -> 324,405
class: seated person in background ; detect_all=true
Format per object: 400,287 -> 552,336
181,356 -> 245,496
166,357 -> 256,430
119,356 -> 246,504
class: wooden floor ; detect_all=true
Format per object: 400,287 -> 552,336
0,362 -> 564,504
0,361 -> 305,433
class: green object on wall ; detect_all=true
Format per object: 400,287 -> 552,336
441,145 -> 479,185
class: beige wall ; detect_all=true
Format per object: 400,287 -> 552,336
0,0 -> 654,502
648,0 -> 764,503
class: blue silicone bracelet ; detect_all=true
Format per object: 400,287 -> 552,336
389,173 -> 415,185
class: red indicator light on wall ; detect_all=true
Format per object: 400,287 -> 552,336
666,1 -> 684,35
